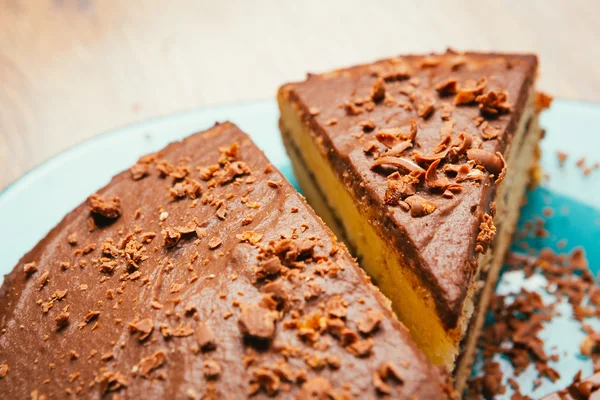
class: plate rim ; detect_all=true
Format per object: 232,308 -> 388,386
1,97 -> 598,203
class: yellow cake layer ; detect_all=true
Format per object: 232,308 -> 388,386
279,98 -> 462,368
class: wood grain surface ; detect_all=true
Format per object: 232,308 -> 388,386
1,0 -> 599,190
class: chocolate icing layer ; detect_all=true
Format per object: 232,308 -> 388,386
0,123 -> 449,398
279,51 -> 537,329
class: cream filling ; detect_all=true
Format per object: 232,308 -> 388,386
278,88 -> 539,374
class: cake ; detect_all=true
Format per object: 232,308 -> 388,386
278,50 -> 544,390
0,123 -> 452,398
542,371 -> 600,399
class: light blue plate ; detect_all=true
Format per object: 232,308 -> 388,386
0,99 -> 599,398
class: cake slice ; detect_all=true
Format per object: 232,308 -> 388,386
0,122 -> 452,399
278,51 -> 543,390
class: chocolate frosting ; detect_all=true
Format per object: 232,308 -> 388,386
0,123 -> 449,398
281,51 -> 537,329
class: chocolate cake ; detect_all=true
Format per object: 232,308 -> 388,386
278,50 -> 544,390
0,123 -> 452,398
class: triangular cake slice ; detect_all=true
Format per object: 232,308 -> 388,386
0,122 -> 451,398
278,51 -> 544,389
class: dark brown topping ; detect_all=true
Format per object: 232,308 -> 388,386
238,303 -> 278,340
196,323 -> 216,351
454,76 -> 487,105
87,194 -> 122,220
405,195 -> 436,218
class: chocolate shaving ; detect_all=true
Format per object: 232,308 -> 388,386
467,148 -> 505,175
218,161 -> 251,185
454,77 -> 487,105
128,318 -> 153,341
238,303 -> 278,340
357,310 -> 384,334
476,90 -> 511,116
481,122 -> 501,140
385,172 -> 420,205
197,323 -> 216,351
137,349 -> 167,378
87,194 -> 122,220
371,157 -> 425,175
370,77 -> 386,102
425,159 -> 452,190
475,213 -> 496,254
435,78 -> 458,96
405,195 -> 436,218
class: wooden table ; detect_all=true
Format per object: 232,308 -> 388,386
1,0 -> 599,190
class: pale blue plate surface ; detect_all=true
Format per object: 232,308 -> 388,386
0,99 -> 599,398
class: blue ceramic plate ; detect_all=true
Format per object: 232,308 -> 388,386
1,99 -> 599,398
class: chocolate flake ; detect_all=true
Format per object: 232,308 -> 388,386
128,318 -> 154,341
435,78 -> 458,96
405,195 -> 436,218
202,359 -> 221,379
23,261 -> 37,275
454,77 -> 487,105
370,77 -> 386,102
475,213 -> 496,254
196,323 -> 216,351
357,310 -> 384,334
87,194 -> 122,220
238,303 -> 278,340
0,364 -> 8,378
137,349 -> 167,378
